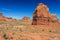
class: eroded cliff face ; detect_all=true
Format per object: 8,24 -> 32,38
32,3 -> 59,25
0,13 -> 14,22
36,3 -> 51,17
0,13 -> 6,21
22,17 -> 30,22
50,14 -> 59,25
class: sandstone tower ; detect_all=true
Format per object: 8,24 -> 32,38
32,3 -> 58,25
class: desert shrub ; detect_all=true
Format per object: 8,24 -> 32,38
29,28 -> 37,33
3,33 -> 6,38
24,23 -> 29,26
0,21 -> 3,24
6,27 -> 9,30
49,30 -> 52,32
42,29 -> 44,31
0,27 -> 2,31
12,31 -> 15,35
20,35 -> 22,37
20,22 -> 29,26
3,33 -> 8,39
20,28 -> 23,32
20,23 -> 23,25
20,38 -> 28,40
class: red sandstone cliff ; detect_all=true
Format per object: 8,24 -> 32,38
0,13 -> 14,22
32,3 -> 59,25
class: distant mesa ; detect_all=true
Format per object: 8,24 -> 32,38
22,16 -> 31,22
32,3 -> 59,25
0,13 -> 31,22
0,13 -> 14,22
59,20 -> 60,23
51,14 -> 58,21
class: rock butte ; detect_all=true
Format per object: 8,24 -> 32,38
32,3 -> 59,25
22,16 -> 31,22
0,13 -> 31,22
0,13 -> 13,22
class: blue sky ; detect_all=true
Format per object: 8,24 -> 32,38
0,0 -> 60,19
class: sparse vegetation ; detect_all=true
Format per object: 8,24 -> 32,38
49,30 -> 52,32
0,19 -> 59,40
3,33 -> 8,40
42,29 -> 44,31
20,28 -> 23,32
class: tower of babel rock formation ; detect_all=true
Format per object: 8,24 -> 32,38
32,3 -> 59,25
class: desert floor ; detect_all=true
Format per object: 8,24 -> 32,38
0,21 -> 60,40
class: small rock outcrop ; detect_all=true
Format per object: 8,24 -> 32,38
32,3 -> 59,25
5,17 -> 14,22
51,14 -> 58,22
0,13 -> 6,21
22,16 -> 31,22
0,13 -> 14,22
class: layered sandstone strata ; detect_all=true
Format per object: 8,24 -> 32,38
32,3 -> 59,25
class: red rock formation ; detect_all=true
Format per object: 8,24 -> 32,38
5,17 -> 13,22
32,3 -> 59,25
0,13 -> 14,22
51,14 -> 58,21
0,13 -> 6,21
50,14 -> 59,25
22,16 -> 31,22
36,3 -> 51,17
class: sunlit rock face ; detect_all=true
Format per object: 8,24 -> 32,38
0,13 -> 6,21
50,14 -> 59,25
32,3 -> 59,25
5,17 -> 14,22
36,3 -> 51,17
59,20 -> 60,23
0,13 -> 14,22
22,16 -> 31,22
